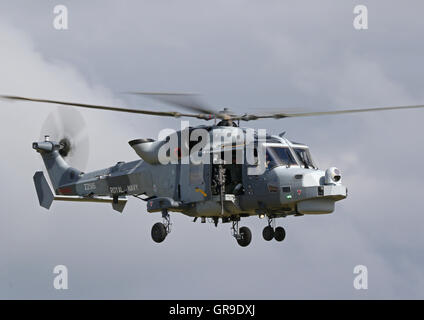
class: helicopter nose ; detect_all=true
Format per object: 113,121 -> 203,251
273,167 -> 347,214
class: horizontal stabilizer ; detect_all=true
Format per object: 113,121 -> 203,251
54,195 -> 128,213
33,171 -> 54,209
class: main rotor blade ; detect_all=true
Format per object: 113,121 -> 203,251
237,104 -> 424,120
0,95 -> 214,120
126,91 -> 226,119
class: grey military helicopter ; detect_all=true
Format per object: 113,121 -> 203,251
2,93 -> 424,247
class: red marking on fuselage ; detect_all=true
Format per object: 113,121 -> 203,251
58,187 -> 73,195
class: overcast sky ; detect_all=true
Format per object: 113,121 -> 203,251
1,0 -> 424,299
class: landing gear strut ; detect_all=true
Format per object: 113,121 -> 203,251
151,209 -> 172,243
231,220 -> 252,247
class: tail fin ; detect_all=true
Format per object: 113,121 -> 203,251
32,138 -> 82,192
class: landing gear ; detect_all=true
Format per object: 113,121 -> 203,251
262,226 -> 274,241
274,226 -> 286,242
262,216 -> 286,242
237,227 -> 252,247
151,209 -> 172,243
262,216 -> 275,241
151,222 -> 167,243
231,220 -> 252,247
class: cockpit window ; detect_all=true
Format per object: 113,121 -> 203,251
266,147 -> 297,168
293,148 -> 316,169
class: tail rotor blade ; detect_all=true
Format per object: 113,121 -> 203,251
40,108 -> 89,171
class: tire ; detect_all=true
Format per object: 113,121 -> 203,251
237,226 -> 252,247
262,226 -> 274,241
151,222 -> 167,243
274,226 -> 286,242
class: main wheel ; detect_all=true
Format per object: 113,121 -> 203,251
274,226 -> 286,242
237,226 -> 252,247
151,222 -> 167,243
262,226 -> 274,241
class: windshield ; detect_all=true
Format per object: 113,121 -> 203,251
293,148 -> 316,169
266,147 -> 298,168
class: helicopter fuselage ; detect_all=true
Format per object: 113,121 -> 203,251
34,125 -> 347,220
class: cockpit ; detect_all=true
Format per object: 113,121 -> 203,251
265,144 -> 316,169
266,147 -> 297,168
293,147 -> 316,169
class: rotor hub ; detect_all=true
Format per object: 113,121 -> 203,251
59,137 -> 71,158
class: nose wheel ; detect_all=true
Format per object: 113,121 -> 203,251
262,226 -> 274,241
151,209 -> 172,243
262,217 -> 286,242
274,226 -> 286,242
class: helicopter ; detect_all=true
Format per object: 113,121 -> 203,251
2,93 -> 424,247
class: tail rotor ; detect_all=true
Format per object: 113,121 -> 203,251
40,107 -> 89,171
